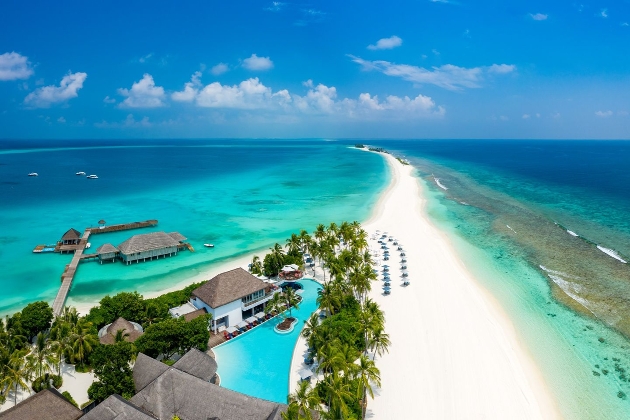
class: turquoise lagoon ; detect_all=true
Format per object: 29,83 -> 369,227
213,280 -> 321,403
0,140 -> 388,315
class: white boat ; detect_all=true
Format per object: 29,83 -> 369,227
76,171 -> 86,176
86,175 -> 98,179
85,242 -> 91,249
204,243 -> 214,248
28,172 -> 38,177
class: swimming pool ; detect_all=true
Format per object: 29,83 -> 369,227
213,279 -> 322,403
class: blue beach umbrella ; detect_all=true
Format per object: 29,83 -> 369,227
382,286 -> 391,291
383,281 -> 391,286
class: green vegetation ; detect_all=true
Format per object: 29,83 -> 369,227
62,390 -> 78,408
31,373 -> 62,392
135,315 -> 211,360
354,144 -> 366,149
396,157 -> 410,165
88,341 -> 136,402
271,221 -> 388,420
367,147 -> 388,154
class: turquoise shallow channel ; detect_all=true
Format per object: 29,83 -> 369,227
213,279 -> 321,404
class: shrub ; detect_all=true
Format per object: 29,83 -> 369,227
32,373 -> 63,392
62,391 -> 78,408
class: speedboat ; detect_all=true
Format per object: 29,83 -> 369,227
28,172 -> 38,176
204,243 -> 214,248
86,175 -> 98,179
76,171 -> 86,176
85,243 -> 91,249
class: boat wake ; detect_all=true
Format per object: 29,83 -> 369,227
596,246 -> 627,264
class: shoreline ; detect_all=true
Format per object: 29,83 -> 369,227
361,153 -> 561,419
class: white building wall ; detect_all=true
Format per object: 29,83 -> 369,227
191,297 -> 243,328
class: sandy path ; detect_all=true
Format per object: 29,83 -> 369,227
362,154 -> 561,419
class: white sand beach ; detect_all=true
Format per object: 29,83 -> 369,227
360,154 -> 561,419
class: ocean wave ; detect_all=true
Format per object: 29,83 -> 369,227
506,225 -> 516,234
539,265 -> 581,280
434,177 -> 448,190
596,246 -> 627,264
566,230 -> 579,237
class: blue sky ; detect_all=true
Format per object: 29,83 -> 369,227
0,0 -> 629,139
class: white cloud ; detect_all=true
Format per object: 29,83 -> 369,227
432,49 -> 440,55
595,110 -> 613,117
522,114 -> 531,119
24,72 -> 87,108
529,13 -> 548,21
348,55 -> 516,90
622,22 -> 629,27
488,64 -> 516,74
599,8 -> 608,18
117,74 -> 166,108
103,96 -> 116,104
0,52 -> 34,81
172,71 -> 202,102
170,74 -> 444,119
57,116 -> 66,123
368,36 -> 403,50
211,63 -> 229,75
95,114 -> 152,128
139,53 -> 153,63
265,2 -> 285,11
242,54 -> 274,71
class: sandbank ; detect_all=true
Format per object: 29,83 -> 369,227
361,153 -> 561,419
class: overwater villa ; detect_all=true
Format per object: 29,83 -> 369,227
61,228 -> 82,245
117,231 -> 187,264
190,268 -> 279,333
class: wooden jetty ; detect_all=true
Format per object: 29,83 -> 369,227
50,219 -> 158,317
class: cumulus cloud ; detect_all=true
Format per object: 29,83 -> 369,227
24,72 -> 87,108
348,55 -> 515,90
103,96 -> 116,104
242,54 -> 274,71
368,36 -> 403,50
0,52 -> 34,81
211,63 -> 229,75
117,74 -> 166,108
265,1 -> 285,11
171,71 -> 202,102
599,8 -> 608,18
529,13 -> 548,21
595,110 -> 613,117
170,74 -> 444,119
57,116 -> 66,123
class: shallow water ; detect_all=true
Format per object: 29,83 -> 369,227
373,140 -> 630,419
0,140 -> 388,315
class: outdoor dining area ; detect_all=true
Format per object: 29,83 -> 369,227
278,264 -> 304,281
221,311 -> 269,340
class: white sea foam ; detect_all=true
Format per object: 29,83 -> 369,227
434,177 -> 448,190
506,225 -> 516,234
566,230 -> 579,237
539,265 -> 581,280
546,273 -> 597,316
596,245 -> 627,263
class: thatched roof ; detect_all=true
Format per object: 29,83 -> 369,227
96,243 -> 118,254
133,353 -> 170,393
167,232 -> 186,242
130,365 -> 286,420
172,348 -> 217,382
0,389 -> 83,420
61,228 -> 81,241
118,231 -> 180,255
81,394 -> 156,420
192,268 -> 267,309
99,317 -> 143,345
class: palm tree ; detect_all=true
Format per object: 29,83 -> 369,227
314,224 -> 326,244
268,243 -> 285,276
368,327 -> 391,361
354,354 -> 381,419
2,350 -> 30,406
287,380 -> 321,420
142,302 -> 163,327
301,313 -> 319,341
69,320 -> 98,369
317,283 -> 341,316
298,230 -> 312,254
321,373 -> 353,419
114,329 -> 130,343
284,288 -> 301,318
250,255 -> 263,275
285,233 -> 302,256
26,332 -> 56,380
265,292 -> 283,317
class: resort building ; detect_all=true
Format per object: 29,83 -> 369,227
0,388 -> 83,420
190,268 -> 278,333
97,317 -> 144,345
60,228 -> 81,245
168,301 -> 208,322
95,243 -> 118,263
117,231 -> 186,264
82,349 -> 286,420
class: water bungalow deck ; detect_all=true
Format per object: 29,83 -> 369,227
49,219 -> 158,317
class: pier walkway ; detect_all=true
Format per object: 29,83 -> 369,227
50,219 -> 158,317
